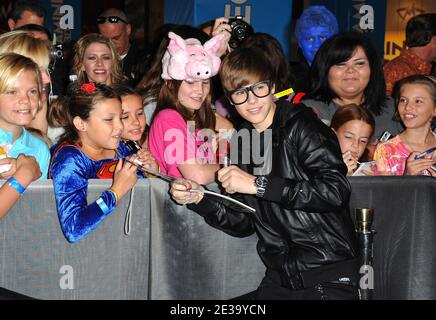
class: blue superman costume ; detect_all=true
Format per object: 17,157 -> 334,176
50,141 -> 143,243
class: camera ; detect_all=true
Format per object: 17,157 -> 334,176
49,44 -> 64,74
50,44 -> 64,61
227,16 -> 254,49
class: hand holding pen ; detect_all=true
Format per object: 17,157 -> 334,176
342,150 -> 359,176
123,140 -> 159,175
405,148 -> 436,176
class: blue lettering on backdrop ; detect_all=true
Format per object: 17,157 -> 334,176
224,0 -> 252,24
164,0 -> 293,58
40,0 -> 81,43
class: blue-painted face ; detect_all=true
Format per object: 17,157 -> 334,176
298,25 -> 334,65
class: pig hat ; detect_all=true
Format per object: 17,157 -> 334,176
161,31 -> 224,81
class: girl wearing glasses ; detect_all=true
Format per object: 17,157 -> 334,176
148,31 -> 229,185
71,33 -> 124,86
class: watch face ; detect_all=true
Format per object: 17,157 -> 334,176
256,176 -> 268,188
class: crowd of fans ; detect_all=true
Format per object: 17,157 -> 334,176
0,0 -> 435,300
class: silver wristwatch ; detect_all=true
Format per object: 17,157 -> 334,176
255,176 -> 268,198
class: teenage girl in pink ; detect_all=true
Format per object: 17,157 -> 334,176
148,32 -> 225,185
374,75 -> 436,176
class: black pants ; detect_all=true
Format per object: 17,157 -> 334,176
234,260 -> 360,300
254,275 -> 359,300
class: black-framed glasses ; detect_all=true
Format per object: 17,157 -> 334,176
228,80 -> 272,105
96,16 -> 128,24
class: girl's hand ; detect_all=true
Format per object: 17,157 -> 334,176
342,150 -> 358,176
15,154 -> 41,183
404,152 -> 435,176
0,157 -> 17,180
136,149 -> 159,172
217,165 -> 256,194
110,157 -> 138,198
0,155 -> 41,183
170,179 -> 204,205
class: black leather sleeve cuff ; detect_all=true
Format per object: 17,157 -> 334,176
262,176 -> 290,202
187,195 -> 219,216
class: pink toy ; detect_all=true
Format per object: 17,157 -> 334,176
161,31 -> 224,81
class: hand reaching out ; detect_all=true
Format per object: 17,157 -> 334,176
170,179 -> 204,205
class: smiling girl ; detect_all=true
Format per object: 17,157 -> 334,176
374,75 -> 436,176
148,32 -> 225,185
50,83 -> 139,243
114,84 -> 158,171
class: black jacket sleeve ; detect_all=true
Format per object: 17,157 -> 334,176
262,109 -> 351,213
187,194 -> 256,238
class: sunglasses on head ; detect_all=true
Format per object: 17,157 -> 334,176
96,16 -> 128,24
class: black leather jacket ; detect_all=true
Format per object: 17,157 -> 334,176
189,101 -> 357,287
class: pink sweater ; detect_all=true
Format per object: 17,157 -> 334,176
148,109 -> 216,178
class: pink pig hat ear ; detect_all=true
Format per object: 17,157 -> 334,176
161,32 -> 223,81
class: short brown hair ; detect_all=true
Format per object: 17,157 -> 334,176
330,104 -> 375,138
220,47 -> 274,93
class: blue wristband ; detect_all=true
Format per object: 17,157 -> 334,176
96,197 -> 111,215
8,177 -> 26,194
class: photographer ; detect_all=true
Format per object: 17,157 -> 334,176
211,16 -> 253,56
211,17 -> 232,56
207,16 -> 254,125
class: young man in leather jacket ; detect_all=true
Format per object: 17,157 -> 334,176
170,47 -> 359,300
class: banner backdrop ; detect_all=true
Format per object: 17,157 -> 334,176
164,0 -> 293,58
40,0 -> 81,43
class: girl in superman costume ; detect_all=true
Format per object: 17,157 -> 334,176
50,83 -> 157,243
